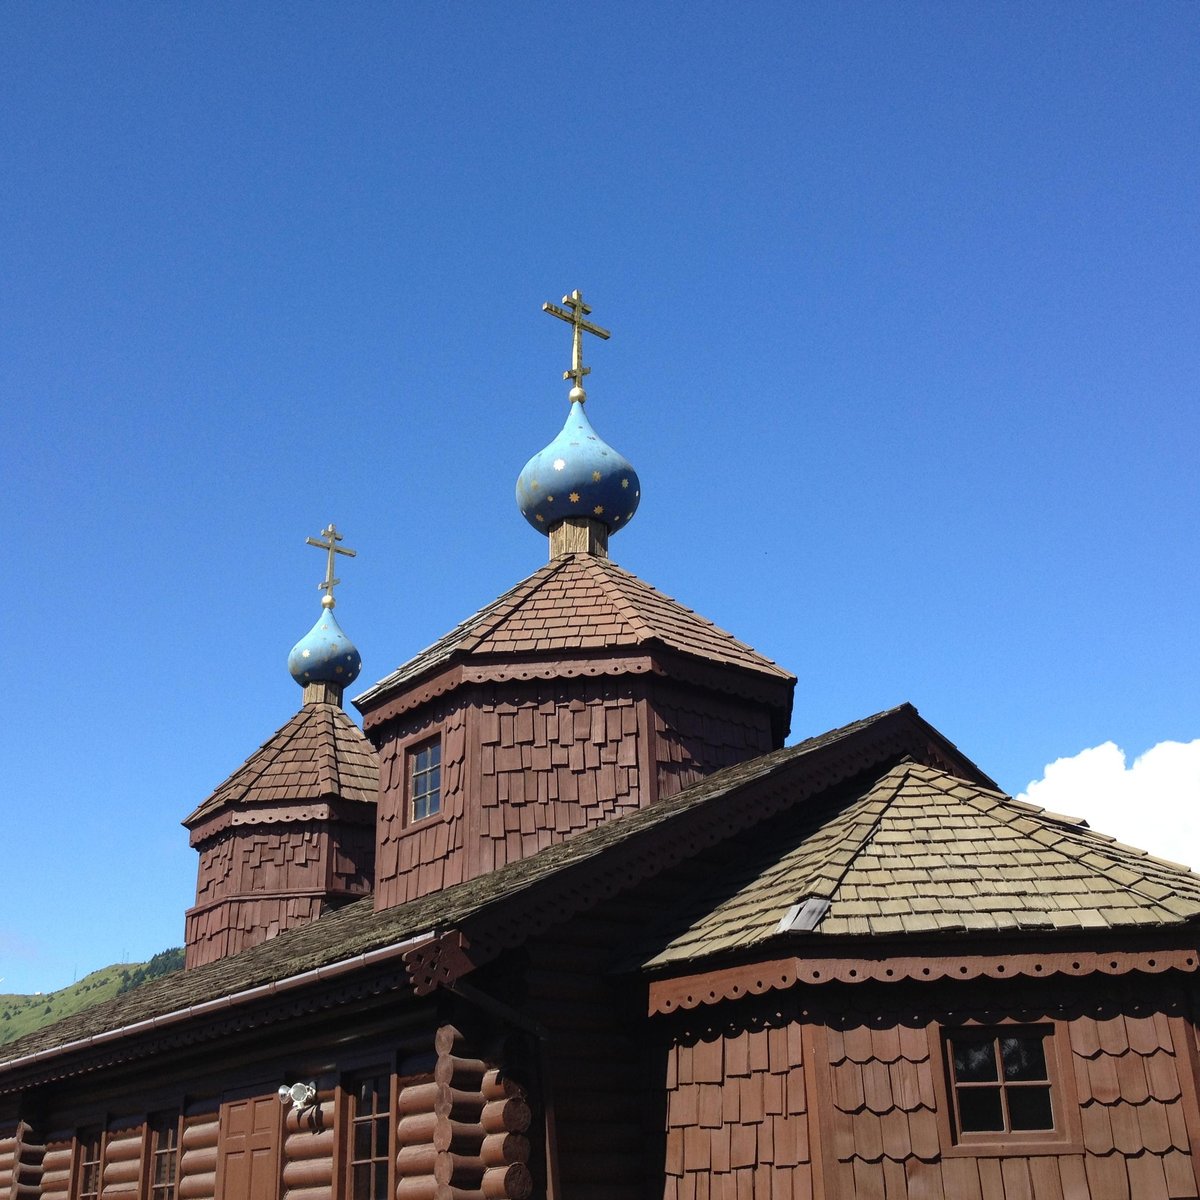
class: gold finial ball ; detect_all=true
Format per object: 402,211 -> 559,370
569,385 -> 587,404
321,593 -> 336,609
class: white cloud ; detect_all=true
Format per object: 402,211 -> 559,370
1016,740 -> 1200,870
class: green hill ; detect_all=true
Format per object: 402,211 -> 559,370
0,948 -> 184,1046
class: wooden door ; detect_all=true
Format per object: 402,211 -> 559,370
217,1093 -> 281,1200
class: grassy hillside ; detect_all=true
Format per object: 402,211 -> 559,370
0,948 -> 184,1046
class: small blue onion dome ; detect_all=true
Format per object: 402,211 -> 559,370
288,604 -> 362,687
516,391 -> 641,535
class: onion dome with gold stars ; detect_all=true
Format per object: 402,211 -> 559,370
516,289 -> 641,536
287,524 -> 363,688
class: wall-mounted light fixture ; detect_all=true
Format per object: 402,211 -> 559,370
278,1081 -> 317,1108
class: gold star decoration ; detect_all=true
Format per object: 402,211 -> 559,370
530,480 -> 539,490
592,470 -> 602,482
621,478 -> 629,488
593,505 -> 604,515
535,514 -> 545,523
547,494 -> 555,501
569,492 -> 580,502
553,458 -> 566,470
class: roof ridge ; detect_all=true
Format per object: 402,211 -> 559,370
184,706 -> 317,825
599,558 -> 791,674
798,764 -> 915,902
450,557 -> 569,655
580,555 -> 660,642
314,704 -> 340,797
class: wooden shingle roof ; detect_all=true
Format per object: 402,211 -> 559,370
183,701 -> 379,829
643,762 -> 1200,967
354,553 -> 793,711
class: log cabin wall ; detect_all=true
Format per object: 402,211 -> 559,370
0,1118 -> 44,1198
373,674 -> 779,910
185,820 -> 376,969
656,977 -> 1200,1200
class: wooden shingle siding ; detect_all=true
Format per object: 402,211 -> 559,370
375,673 -> 780,908
656,984 -> 1200,1199
375,697 -> 469,908
652,684 -> 775,801
663,1014 -> 813,1200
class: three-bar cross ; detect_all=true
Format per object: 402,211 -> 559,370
305,523 -> 356,607
542,289 -> 611,391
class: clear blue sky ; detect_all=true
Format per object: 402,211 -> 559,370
2,3 -> 1197,994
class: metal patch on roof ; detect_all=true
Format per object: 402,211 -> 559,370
777,895 -> 832,934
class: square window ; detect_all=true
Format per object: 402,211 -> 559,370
946,1027 -> 1057,1141
409,740 -> 441,822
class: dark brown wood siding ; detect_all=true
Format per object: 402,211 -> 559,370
185,821 -> 374,969
374,675 -> 776,909
656,979 -> 1200,1200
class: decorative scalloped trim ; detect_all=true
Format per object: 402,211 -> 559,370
648,948 -> 1200,1013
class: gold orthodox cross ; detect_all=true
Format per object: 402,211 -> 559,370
542,290 -> 611,391
305,523 -> 356,606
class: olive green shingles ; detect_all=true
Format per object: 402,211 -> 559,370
644,763 -> 1200,967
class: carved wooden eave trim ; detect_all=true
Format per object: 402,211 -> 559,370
187,796 -> 377,846
403,929 -> 477,996
359,647 -> 795,733
647,943 -> 1200,1014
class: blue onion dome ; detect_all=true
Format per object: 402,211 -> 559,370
288,602 -> 362,687
516,388 -> 641,535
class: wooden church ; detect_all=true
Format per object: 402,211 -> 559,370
4,292 -> 1200,1200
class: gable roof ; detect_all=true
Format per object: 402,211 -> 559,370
354,553 -> 794,713
183,701 -> 378,830
643,761 -> 1200,968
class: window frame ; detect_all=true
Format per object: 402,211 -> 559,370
937,1021 -> 1082,1157
145,1110 -> 181,1200
341,1067 -> 395,1200
72,1127 -> 104,1200
406,737 -> 442,825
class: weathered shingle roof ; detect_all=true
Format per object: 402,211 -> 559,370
354,553 -> 793,710
184,702 -> 378,828
643,762 -> 1200,966
2,707 -> 915,1072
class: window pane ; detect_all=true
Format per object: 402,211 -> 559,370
1007,1085 -> 1054,1130
957,1087 -> 1005,1131
1001,1035 -> 1047,1081
953,1039 -> 998,1082
353,1162 -> 372,1197
374,1161 -> 388,1199
353,1119 -> 373,1161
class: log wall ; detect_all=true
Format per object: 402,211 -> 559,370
0,1119 -> 44,1200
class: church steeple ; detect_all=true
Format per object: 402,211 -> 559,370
515,290 -> 641,559
182,524 -> 378,969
